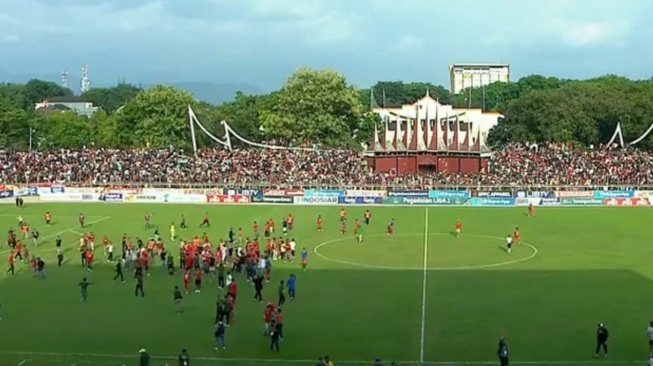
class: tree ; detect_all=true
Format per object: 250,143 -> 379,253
359,81 -> 452,110
260,67 -> 364,148
0,100 -> 30,149
23,79 -> 72,105
112,85 -> 195,149
38,112 -> 93,149
82,84 -> 142,114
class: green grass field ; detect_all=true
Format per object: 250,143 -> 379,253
1,203 -> 652,366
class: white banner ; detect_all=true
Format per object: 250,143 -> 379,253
293,196 -> 338,205
39,193 -> 99,202
635,191 -> 653,199
344,190 -> 386,197
162,193 -> 206,203
66,187 -> 102,194
514,197 -> 541,206
124,194 -> 163,203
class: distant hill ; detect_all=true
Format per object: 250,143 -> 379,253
149,82 -> 264,105
0,69 -> 263,106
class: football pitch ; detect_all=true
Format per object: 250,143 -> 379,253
1,203 -> 652,366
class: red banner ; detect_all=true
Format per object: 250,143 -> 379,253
263,189 -> 304,197
604,197 -> 650,206
29,183 -> 54,188
206,194 -> 251,204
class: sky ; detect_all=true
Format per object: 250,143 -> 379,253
1,0 -> 652,91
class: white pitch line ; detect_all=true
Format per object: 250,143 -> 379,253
0,350 -> 647,365
419,207 -> 429,363
17,359 -> 30,366
0,216 -> 111,256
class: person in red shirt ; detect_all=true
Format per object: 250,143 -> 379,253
30,255 -> 38,276
528,203 -> 535,217
316,215 -> 323,232
455,220 -> 462,238
364,209 -> 371,225
227,279 -> 237,302
183,270 -> 191,293
264,303 -> 275,335
85,249 -> 94,271
226,295 -> 235,325
275,307 -> 284,340
6,254 -> 15,275
14,242 -> 23,262
194,269 -> 202,293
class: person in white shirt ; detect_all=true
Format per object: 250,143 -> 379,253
647,321 -> 653,356
288,239 -> 297,261
505,235 -> 513,254
226,272 -> 234,286
107,243 -> 114,262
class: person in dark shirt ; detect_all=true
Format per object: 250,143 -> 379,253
57,248 -> 64,267
270,323 -> 281,352
114,261 -> 124,282
277,280 -> 286,307
36,257 -> 45,279
253,275 -> 264,302
135,272 -> 145,297
595,323 -> 609,357
178,348 -> 190,366
79,277 -> 92,302
174,286 -> 184,313
497,337 -> 509,366
138,349 -> 150,366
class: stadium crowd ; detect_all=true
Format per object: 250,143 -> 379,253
0,143 -> 651,187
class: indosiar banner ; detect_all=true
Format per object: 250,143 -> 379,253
253,195 -> 294,204
294,196 -> 339,205
224,188 -> 262,197
338,196 -> 382,205
560,198 -> 603,206
428,190 -> 470,199
387,190 -> 429,197
382,196 -> 467,205
594,190 -> 635,199
469,197 -> 515,206
303,189 -> 344,197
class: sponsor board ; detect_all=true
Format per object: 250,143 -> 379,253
554,191 -> 593,198
125,194 -> 161,203
594,190 -> 634,199
635,191 -> 653,199
81,194 -> 96,201
162,193 -> 205,203
516,191 -> 555,198
604,197 -> 650,206
514,197 -> 541,206
0,190 -> 14,199
100,193 -> 123,202
560,198 -> 602,206
429,190 -> 470,199
183,189 -> 224,196
224,188 -> 262,197
293,196 -> 339,205
50,186 -> 65,194
344,190 -> 386,197
304,189 -> 344,197
262,189 -> 304,197
540,198 -> 561,206
40,194 -> 83,202
473,191 -> 513,198
66,187 -> 101,194
206,195 -> 251,204
14,188 -> 31,197
387,190 -> 429,197
29,183 -> 58,188
338,196 -> 383,205
382,197 -> 467,205
252,195 -> 294,204
469,197 -> 515,206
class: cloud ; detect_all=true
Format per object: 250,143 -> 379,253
395,35 -> 423,51
551,20 -> 631,47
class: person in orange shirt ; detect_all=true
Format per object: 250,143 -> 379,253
364,209 -> 372,225
339,209 -> 346,222
354,219 -> 361,236
268,218 -> 275,234
6,254 -> 15,275
316,215 -> 323,232
45,211 -> 52,227
455,220 -> 462,238
287,215 -> 294,231
513,227 -> 521,245
528,203 -> 535,217
21,223 -> 29,239
253,221 -> 260,237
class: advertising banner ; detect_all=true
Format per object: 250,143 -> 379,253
555,191 -> 593,198
304,189 -> 344,197
560,198 -> 603,206
594,190 -> 635,199
182,188 -> 224,196
338,196 -> 383,205
387,190 -> 429,197
206,195 -> 251,204
66,188 -> 101,194
162,193 -> 205,203
473,191 -> 513,198
100,193 -> 123,202
50,186 -> 65,194
344,190 -> 386,197
28,187 -> 38,195
14,188 -> 31,197
262,189 -> 305,197
39,194 -> 82,202
125,194 -> 162,203
428,190 -> 470,199
224,188 -> 262,197
293,196 -> 339,205
0,190 -> 14,199
515,197 -> 541,206
469,197 -> 515,206
252,196 -> 294,204
516,191 -> 555,198
382,197 -> 467,205
540,198 -> 561,206
81,194 -> 96,201
635,191 -> 653,199
604,197 -> 650,206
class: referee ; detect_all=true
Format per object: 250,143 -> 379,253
595,323 -> 609,357
497,337 -> 509,366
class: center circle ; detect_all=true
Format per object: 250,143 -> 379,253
313,232 -> 538,271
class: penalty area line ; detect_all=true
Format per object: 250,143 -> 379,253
0,351 -> 647,365
418,207 -> 428,363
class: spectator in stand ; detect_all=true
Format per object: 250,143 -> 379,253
0,142 -> 650,187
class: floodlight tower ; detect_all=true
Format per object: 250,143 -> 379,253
80,65 -> 90,93
61,71 -> 68,88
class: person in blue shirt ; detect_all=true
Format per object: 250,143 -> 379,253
287,274 -> 296,300
300,248 -> 308,271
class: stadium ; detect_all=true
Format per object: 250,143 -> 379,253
2,69 -> 653,366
